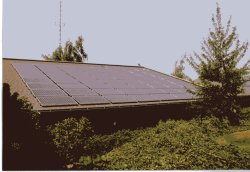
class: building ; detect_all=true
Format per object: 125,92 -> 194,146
3,58 -> 250,132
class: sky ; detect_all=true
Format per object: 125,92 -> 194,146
3,0 -> 250,79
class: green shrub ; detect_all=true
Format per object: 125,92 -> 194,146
102,119 -> 250,170
47,117 -> 93,164
76,129 -> 139,170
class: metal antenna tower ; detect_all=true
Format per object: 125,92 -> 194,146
59,0 -> 62,47
55,0 -> 65,47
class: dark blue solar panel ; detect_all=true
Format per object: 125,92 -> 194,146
57,83 -> 88,89
117,88 -> 165,95
32,89 -> 67,96
12,62 -> 196,106
128,94 -> 159,102
12,63 -> 51,81
64,89 -> 99,96
93,89 -> 124,95
36,64 -> 79,84
104,95 -> 138,103
26,83 -> 59,89
36,96 -> 78,106
82,81 -> 113,89
73,96 -> 110,105
154,93 -> 193,100
23,78 -> 53,83
160,88 -> 187,94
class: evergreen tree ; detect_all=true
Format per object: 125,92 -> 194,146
186,4 -> 249,124
42,36 -> 88,62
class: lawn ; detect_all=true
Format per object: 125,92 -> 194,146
217,130 -> 250,151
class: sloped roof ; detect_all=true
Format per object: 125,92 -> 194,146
3,58 -> 199,112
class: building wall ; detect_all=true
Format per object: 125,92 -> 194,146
40,102 -> 193,134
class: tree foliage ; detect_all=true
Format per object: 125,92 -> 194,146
186,4 -> 249,124
2,83 -> 43,170
171,58 -> 192,81
47,117 -> 93,164
42,36 -> 88,62
102,119 -> 250,170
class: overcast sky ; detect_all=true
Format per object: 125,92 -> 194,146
3,0 -> 250,79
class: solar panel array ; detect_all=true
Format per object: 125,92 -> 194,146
12,62 -> 195,107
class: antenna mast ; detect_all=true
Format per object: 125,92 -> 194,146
59,0 -> 62,47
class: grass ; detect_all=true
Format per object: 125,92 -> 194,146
217,130 -> 250,151
216,107 -> 250,151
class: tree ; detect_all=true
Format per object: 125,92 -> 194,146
42,36 -> 88,62
171,58 -> 192,81
2,83 -> 42,170
186,4 -> 249,124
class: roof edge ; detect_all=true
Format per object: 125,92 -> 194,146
3,57 -> 142,68
142,66 -> 196,86
37,99 -> 196,113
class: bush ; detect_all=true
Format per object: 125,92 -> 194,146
75,129 -> 139,170
102,119 -> 250,170
47,117 -> 93,165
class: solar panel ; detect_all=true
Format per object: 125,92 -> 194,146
36,64 -> 79,83
73,96 -> 110,105
22,78 -> 53,83
64,89 -> 99,96
104,95 -> 138,103
32,89 -> 67,96
57,83 -> 88,89
12,63 -> 51,81
36,96 -> 78,106
128,81 -> 152,89
160,88 -> 187,94
93,88 -> 124,95
82,81 -> 113,89
156,93 -> 179,100
117,88 -> 165,95
128,94 -> 159,102
26,83 -> 59,89
154,93 -> 193,100
12,62 -> 196,107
